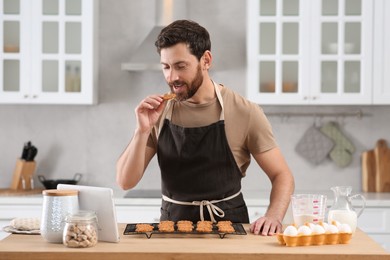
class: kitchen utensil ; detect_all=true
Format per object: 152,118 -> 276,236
328,186 -> 366,233
290,194 -> 327,226
10,159 -> 36,190
375,139 -> 390,192
40,189 -> 79,243
0,188 -> 43,196
38,173 -> 82,189
21,141 -> 38,161
362,148 -> 376,192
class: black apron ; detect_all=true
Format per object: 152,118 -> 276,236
157,82 -> 249,223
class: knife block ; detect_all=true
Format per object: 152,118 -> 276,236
10,159 -> 36,190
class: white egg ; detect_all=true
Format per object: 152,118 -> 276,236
283,225 -> 298,236
312,224 -> 325,234
297,225 -> 312,235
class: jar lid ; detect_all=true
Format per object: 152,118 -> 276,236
66,210 -> 98,222
42,189 -> 78,196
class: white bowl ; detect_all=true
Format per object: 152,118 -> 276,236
344,43 -> 354,53
327,43 -> 355,54
328,43 -> 338,54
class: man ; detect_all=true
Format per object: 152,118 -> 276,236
117,20 -> 294,236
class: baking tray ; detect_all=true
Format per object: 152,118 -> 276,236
123,222 -> 247,239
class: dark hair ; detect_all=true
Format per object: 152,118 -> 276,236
155,20 -> 211,61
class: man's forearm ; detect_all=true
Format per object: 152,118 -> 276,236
116,128 -> 151,190
266,173 -> 295,222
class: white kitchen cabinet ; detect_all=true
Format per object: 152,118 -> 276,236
357,207 -> 390,251
0,0 -> 98,104
247,0 -> 384,105
372,0 -> 390,104
0,201 -> 42,241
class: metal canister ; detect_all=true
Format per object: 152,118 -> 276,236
40,189 -> 79,243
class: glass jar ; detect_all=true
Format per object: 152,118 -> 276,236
63,210 -> 98,248
40,189 -> 79,243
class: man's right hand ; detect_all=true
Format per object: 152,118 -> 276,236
135,95 -> 166,133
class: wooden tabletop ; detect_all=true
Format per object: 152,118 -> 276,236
0,224 -> 388,260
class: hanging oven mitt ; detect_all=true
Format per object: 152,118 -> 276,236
295,125 -> 335,165
320,121 -> 355,167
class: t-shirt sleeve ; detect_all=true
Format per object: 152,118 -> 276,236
146,119 -> 160,150
146,130 -> 157,149
246,105 -> 278,154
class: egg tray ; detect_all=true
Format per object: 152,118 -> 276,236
123,222 -> 247,239
276,233 -> 352,247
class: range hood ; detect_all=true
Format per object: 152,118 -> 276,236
121,0 -> 187,71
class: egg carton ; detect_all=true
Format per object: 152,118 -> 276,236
276,233 -> 352,247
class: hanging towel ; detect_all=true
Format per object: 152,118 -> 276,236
295,125 -> 335,165
320,121 -> 355,167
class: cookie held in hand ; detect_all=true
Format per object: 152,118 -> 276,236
162,93 -> 176,100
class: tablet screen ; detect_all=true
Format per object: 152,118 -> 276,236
57,184 -> 120,243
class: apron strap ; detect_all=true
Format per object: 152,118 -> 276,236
213,81 -> 225,121
162,191 -> 241,223
157,99 -> 173,138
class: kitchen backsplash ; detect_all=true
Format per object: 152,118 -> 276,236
1,0 -> 389,197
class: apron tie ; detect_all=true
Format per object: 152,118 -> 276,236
162,191 -> 241,223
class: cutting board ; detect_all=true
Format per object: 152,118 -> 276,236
375,139 -> 390,192
362,148 -> 376,192
0,188 -> 43,196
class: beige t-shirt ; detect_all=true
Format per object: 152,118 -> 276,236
147,84 -> 277,176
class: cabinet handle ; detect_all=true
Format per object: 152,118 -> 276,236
303,96 -> 308,100
312,96 -> 317,100
32,95 -> 38,98
23,94 -> 29,98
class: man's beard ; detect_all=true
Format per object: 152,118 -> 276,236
169,64 -> 203,101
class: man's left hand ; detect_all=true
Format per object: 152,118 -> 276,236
250,216 -> 282,236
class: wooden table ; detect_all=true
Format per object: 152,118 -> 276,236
0,224 -> 388,260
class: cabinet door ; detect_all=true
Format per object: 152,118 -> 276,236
373,0 -> 390,104
247,0 -> 374,105
247,0 -> 311,105
310,0 -> 373,104
357,208 -> 390,233
0,0 -> 31,101
0,0 -> 97,104
31,0 -> 96,104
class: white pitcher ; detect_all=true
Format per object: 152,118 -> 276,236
327,186 -> 366,233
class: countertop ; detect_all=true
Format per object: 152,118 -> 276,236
0,224 -> 388,260
2,190 -> 390,207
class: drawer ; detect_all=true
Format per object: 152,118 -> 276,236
0,205 -> 42,220
0,221 -> 11,241
116,206 -> 161,223
247,207 -> 267,223
0,232 -> 10,241
247,206 -> 293,224
366,234 -> 390,252
358,208 -> 390,233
